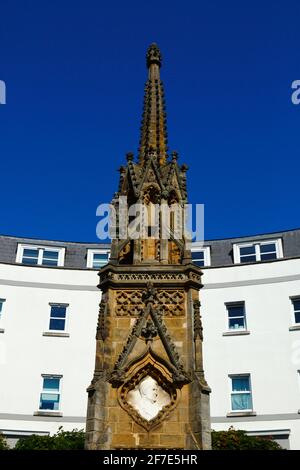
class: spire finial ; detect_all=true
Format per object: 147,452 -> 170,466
146,43 -> 162,68
138,44 -> 167,165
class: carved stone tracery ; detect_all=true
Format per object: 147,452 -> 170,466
115,288 -> 185,317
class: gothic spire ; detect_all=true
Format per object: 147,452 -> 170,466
138,43 -> 168,166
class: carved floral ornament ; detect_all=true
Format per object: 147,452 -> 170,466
117,350 -> 179,431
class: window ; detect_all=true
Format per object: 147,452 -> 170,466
292,298 -> 300,324
39,376 -> 62,411
87,249 -> 110,269
230,375 -> 252,411
49,304 -> 68,331
16,244 -> 65,267
226,302 -> 246,330
191,247 -> 211,267
233,239 -> 283,264
0,299 -> 5,320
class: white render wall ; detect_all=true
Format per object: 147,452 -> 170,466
0,258 -> 300,448
0,263 -> 99,438
201,258 -> 300,449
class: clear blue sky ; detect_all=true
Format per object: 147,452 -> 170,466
1,0 -> 299,242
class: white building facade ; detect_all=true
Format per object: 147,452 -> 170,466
0,230 -> 300,448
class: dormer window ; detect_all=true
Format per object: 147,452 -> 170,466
87,249 -> 110,269
191,247 -> 211,267
233,239 -> 283,264
16,244 -> 65,267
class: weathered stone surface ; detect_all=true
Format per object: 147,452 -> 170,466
85,44 -> 211,450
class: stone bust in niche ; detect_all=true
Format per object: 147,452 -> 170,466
127,376 -> 171,421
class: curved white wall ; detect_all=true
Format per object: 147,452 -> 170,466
1,258 -> 300,448
201,258 -> 300,449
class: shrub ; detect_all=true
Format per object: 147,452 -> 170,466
0,432 -> 9,450
14,427 -> 85,450
212,427 -> 282,450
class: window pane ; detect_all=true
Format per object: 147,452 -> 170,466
193,259 -> 205,267
239,246 -> 255,256
232,377 -> 250,392
42,251 -> 59,266
22,257 -> 39,265
43,250 -> 59,260
240,255 -> 256,263
93,261 -> 106,268
49,319 -> 65,330
50,306 -> 66,318
229,317 -> 245,329
228,305 -> 244,318
40,393 -> 60,410
192,251 -> 204,260
260,252 -> 277,261
295,311 -> 300,324
23,249 -> 39,258
42,259 -> 59,266
260,243 -> 276,254
43,378 -> 60,391
93,253 -> 108,260
231,393 -> 252,410
0,301 -> 3,314
92,253 -> 108,268
293,300 -> 300,312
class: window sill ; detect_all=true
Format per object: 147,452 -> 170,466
227,411 -> 256,417
223,330 -> 250,336
42,331 -> 70,337
34,411 -> 63,417
0,328 -> 4,334
289,325 -> 300,331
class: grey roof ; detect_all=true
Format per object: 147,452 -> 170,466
203,228 -> 300,267
0,229 -> 300,269
0,235 -> 110,270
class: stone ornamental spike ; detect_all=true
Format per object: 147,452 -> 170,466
85,44 -> 211,450
139,43 -> 168,165
146,43 -> 162,68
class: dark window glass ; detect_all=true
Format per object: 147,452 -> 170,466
260,252 -> 277,261
49,319 -> 65,330
192,251 -> 204,260
22,248 -> 39,264
293,300 -> 300,311
260,243 -> 276,254
93,253 -> 108,268
293,300 -> 300,324
50,306 -> 66,318
42,250 -> 59,266
240,246 -> 255,256
49,305 -> 66,331
227,304 -> 246,329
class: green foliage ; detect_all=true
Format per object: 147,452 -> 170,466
14,427 -> 85,450
212,427 -> 282,450
0,432 -> 9,450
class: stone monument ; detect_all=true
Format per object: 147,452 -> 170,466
85,43 -> 211,450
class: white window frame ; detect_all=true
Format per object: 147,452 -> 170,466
229,374 -> 253,412
0,298 -> 6,321
291,297 -> 300,325
47,303 -> 69,333
191,246 -> 211,267
16,244 -> 65,267
226,301 -> 247,331
233,239 -> 283,264
86,249 -> 110,269
39,374 -> 63,412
